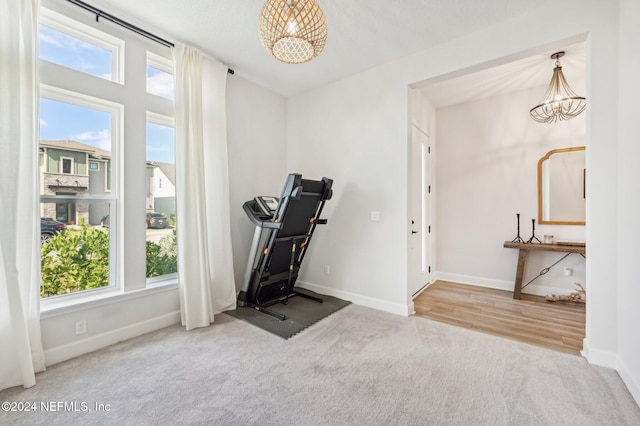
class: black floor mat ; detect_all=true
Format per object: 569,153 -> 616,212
224,288 -> 351,339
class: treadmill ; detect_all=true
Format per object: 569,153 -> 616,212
239,173 -> 333,320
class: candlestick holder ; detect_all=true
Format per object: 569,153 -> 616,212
527,218 -> 542,244
511,213 -> 525,243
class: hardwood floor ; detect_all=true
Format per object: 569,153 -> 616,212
413,280 -> 586,355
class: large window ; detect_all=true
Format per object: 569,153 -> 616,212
146,114 -> 177,282
39,89 -> 118,298
39,4 -> 175,302
147,52 -> 175,100
39,8 -> 123,82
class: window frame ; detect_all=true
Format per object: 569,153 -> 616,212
38,3 -> 176,309
60,156 -> 74,174
39,85 -> 121,302
146,51 -> 175,100
40,7 -> 125,83
145,111 -> 177,285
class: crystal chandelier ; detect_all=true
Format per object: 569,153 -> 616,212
258,0 -> 328,64
530,52 -> 586,123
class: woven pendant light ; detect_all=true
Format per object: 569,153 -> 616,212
258,0 -> 328,64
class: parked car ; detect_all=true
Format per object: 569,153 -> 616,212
41,218 -> 66,244
146,212 -> 168,229
101,213 -> 169,229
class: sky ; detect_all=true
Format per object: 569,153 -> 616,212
39,25 -> 175,164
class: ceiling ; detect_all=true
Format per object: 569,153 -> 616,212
84,0 -> 582,99
418,43 -> 586,108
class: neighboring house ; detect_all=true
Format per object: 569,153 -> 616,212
146,161 -> 176,215
40,140 -> 175,225
39,140 -> 111,225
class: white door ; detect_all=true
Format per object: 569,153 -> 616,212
409,125 -> 431,297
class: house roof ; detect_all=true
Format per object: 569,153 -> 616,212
151,162 -> 175,185
40,140 -> 111,160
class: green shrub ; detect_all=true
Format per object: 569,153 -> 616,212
146,229 -> 177,278
40,228 -> 110,297
41,228 -> 178,297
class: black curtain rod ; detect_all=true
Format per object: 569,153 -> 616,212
66,0 -> 235,75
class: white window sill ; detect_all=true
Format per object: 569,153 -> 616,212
41,278 -> 179,319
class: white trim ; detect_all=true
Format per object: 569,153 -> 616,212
40,84 -> 121,302
435,272 -> 581,298
581,339 -> 618,369
40,7 -> 125,84
408,300 -> 416,316
41,278 -> 118,312
59,156 -> 74,174
40,194 -> 112,203
296,280 -> 412,317
147,111 -> 175,128
41,281 -> 178,319
146,51 -> 174,100
436,272 -> 515,291
580,341 -> 640,406
147,273 -> 178,287
147,51 -> 173,75
618,358 -> 640,408
44,310 -> 181,366
41,84 -> 123,119
89,161 -> 100,172
103,159 -> 111,193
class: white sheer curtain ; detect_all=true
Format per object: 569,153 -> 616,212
0,0 -> 46,391
173,44 -> 237,330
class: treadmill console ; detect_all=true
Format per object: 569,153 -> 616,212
255,196 -> 279,216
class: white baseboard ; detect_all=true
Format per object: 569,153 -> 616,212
617,358 -> 640,408
436,272 -> 513,291
408,300 -> 416,315
435,272 -> 579,297
581,339 -> 618,369
296,281 -> 412,317
44,311 -> 181,366
582,340 -> 640,407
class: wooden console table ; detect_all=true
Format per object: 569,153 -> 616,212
503,241 -> 586,299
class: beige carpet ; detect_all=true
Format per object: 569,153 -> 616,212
1,304 -> 639,425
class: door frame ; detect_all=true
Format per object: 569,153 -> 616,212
407,123 -> 434,307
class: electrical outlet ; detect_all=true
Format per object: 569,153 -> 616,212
75,320 -> 87,335
325,265 -> 330,275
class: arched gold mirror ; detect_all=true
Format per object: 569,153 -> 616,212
538,146 -> 586,225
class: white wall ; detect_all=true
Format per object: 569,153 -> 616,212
435,85 -> 586,297
287,71 -> 411,315
617,0 -> 640,405
226,75 -> 287,290
41,287 -> 180,365
286,0 -> 625,379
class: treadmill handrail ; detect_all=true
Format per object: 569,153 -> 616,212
243,201 -> 282,229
